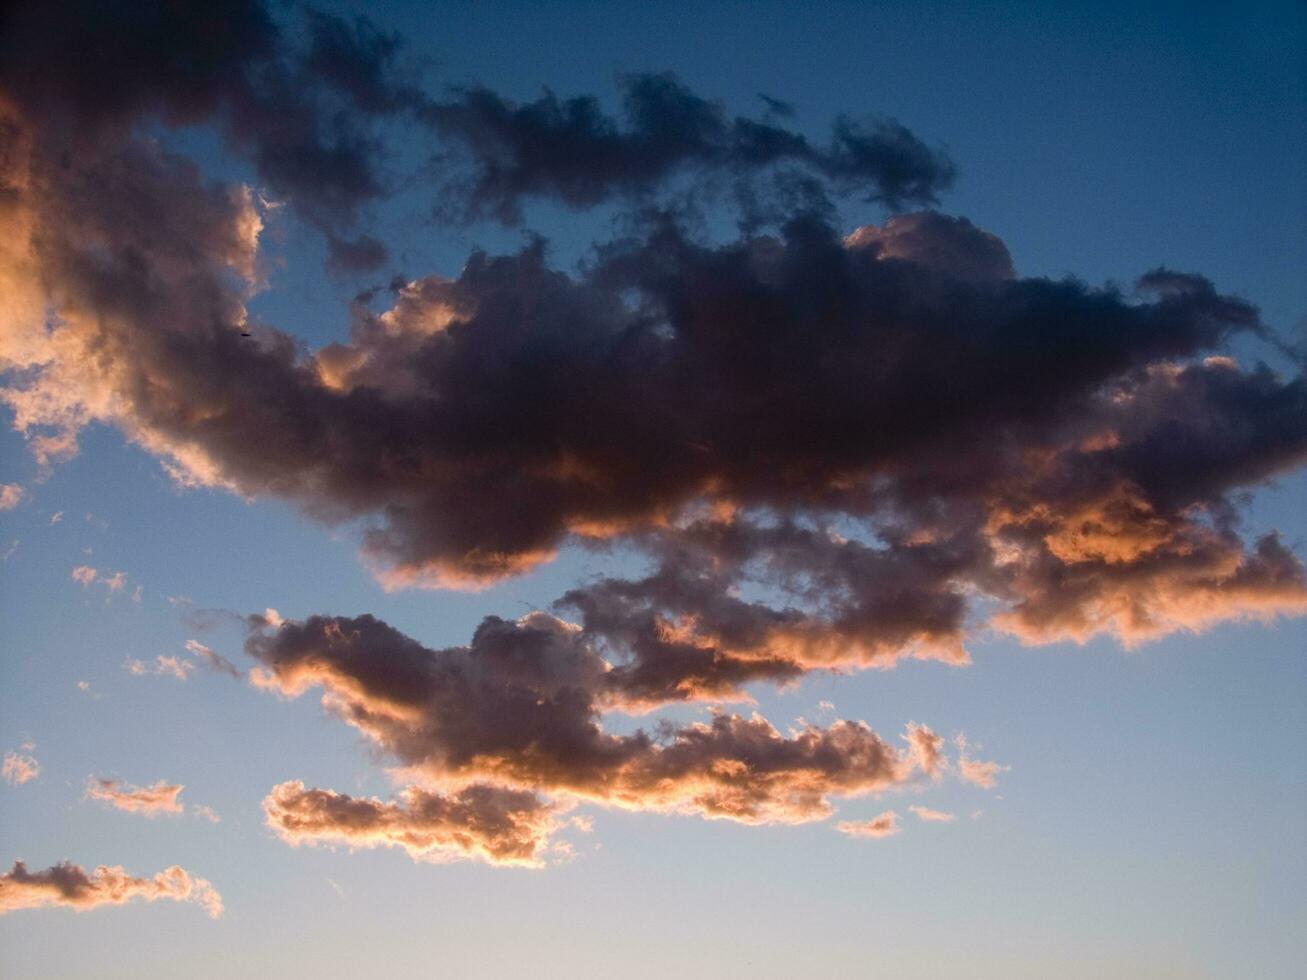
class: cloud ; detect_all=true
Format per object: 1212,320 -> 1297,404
836,810 -> 900,839
190,804 -> 222,824
2,0 -> 1305,872
420,72 -> 955,222
2,0 -> 1303,674
184,640 -> 242,678
246,612 -> 968,828
903,724 -> 947,780
7,169 -> 1301,662
0,0 -> 424,239
0,860 -> 222,917
70,566 -> 129,594
908,804 -> 956,822
84,777 -> 185,817
3,752 -> 40,786
264,780 -> 559,867
0,1 -> 954,235
124,656 -> 196,681
0,484 -> 22,510
954,736 -> 1007,789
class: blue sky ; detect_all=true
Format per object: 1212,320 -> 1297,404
2,2 -> 1305,977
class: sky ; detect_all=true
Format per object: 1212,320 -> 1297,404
1,1 -> 1305,977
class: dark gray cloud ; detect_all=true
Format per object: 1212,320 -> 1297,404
5,106 -> 1304,644
0,0 -> 412,242
0,1 -> 953,249
0,0 -> 276,130
420,72 -> 956,222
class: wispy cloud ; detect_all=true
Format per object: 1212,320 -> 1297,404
71,566 -> 129,595
2,752 -> 40,786
123,656 -> 196,681
836,811 -> 901,839
190,804 -> 222,824
84,777 -> 185,817
955,736 -> 1008,790
908,805 -> 957,823
184,640 -> 241,678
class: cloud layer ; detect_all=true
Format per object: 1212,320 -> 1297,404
3,4 -> 1304,676
2,0 -> 1305,886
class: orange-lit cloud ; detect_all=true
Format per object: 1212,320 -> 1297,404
903,723 -> 947,779
264,781 -> 560,867
124,656 -> 196,681
84,778 -> 185,817
0,860 -> 222,917
70,566 -> 130,595
908,804 -> 956,822
0,484 -> 23,510
3,752 -> 40,786
836,810 -> 900,839
954,736 -> 1006,789
844,211 -> 1013,282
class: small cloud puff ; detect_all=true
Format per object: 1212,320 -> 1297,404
836,810 -> 900,839
3,752 -> 40,786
